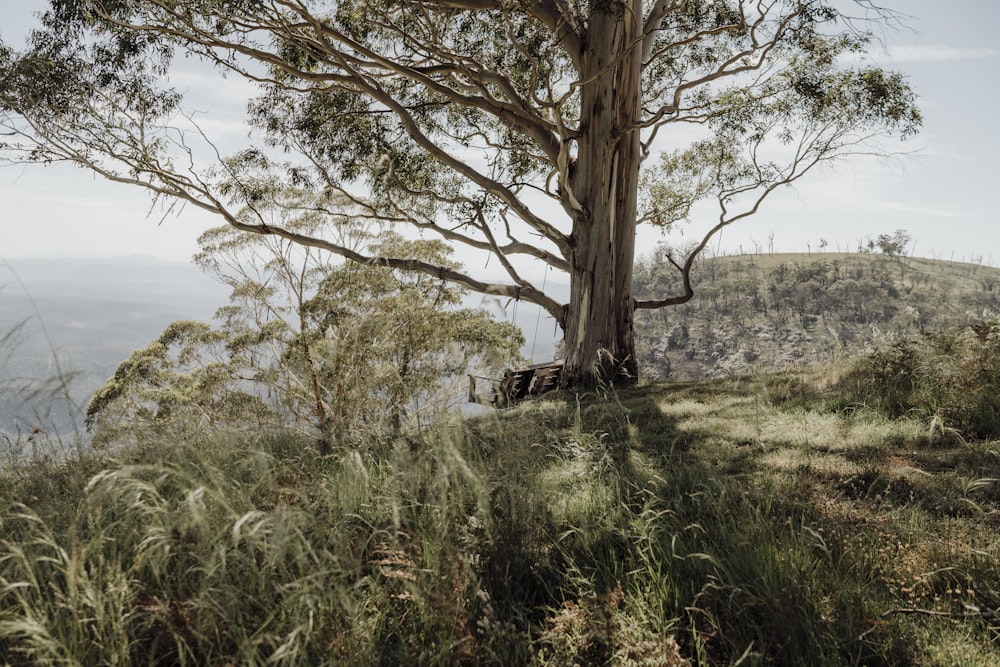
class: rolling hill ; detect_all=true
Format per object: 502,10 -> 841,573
633,250 -> 1000,380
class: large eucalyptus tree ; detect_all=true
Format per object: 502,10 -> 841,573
0,1 -> 919,387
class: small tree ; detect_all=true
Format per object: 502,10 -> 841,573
88,220 -> 523,448
85,320 -> 272,447
875,229 -> 912,258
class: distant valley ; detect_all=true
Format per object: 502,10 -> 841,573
1,257 -> 229,439
0,256 -> 561,441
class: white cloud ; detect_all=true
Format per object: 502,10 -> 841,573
886,45 -> 1000,64
880,201 -> 961,218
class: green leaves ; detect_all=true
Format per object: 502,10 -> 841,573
2,1 -> 924,388
88,216 -> 523,448
85,319 -> 270,447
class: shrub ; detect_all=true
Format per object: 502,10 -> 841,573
836,319 -> 1000,439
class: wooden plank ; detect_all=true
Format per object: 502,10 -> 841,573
468,360 -> 564,408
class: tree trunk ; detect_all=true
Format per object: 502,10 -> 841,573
562,2 -> 642,389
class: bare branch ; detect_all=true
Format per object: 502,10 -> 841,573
234,218 -> 568,326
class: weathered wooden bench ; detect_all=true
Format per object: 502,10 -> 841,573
468,359 -> 564,408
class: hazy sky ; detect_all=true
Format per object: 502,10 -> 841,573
1,1 -> 998,267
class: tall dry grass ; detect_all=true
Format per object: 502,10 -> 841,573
1,373 -> 998,665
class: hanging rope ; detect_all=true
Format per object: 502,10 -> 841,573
529,264 -> 550,361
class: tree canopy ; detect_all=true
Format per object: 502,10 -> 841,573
0,0 -> 920,387
86,219 -> 523,447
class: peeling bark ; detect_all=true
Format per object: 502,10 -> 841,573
562,1 -> 642,387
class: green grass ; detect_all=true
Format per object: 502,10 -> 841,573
1,373 -> 999,665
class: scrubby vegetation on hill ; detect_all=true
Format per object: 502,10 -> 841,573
634,250 -> 1000,380
834,318 -> 1000,440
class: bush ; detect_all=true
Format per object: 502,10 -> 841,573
837,320 -> 1000,439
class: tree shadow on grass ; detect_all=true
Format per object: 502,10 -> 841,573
474,379 -> 919,666
462,373 -> 1000,665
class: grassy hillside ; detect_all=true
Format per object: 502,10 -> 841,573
2,371 -> 998,665
634,251 -> 1000,380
